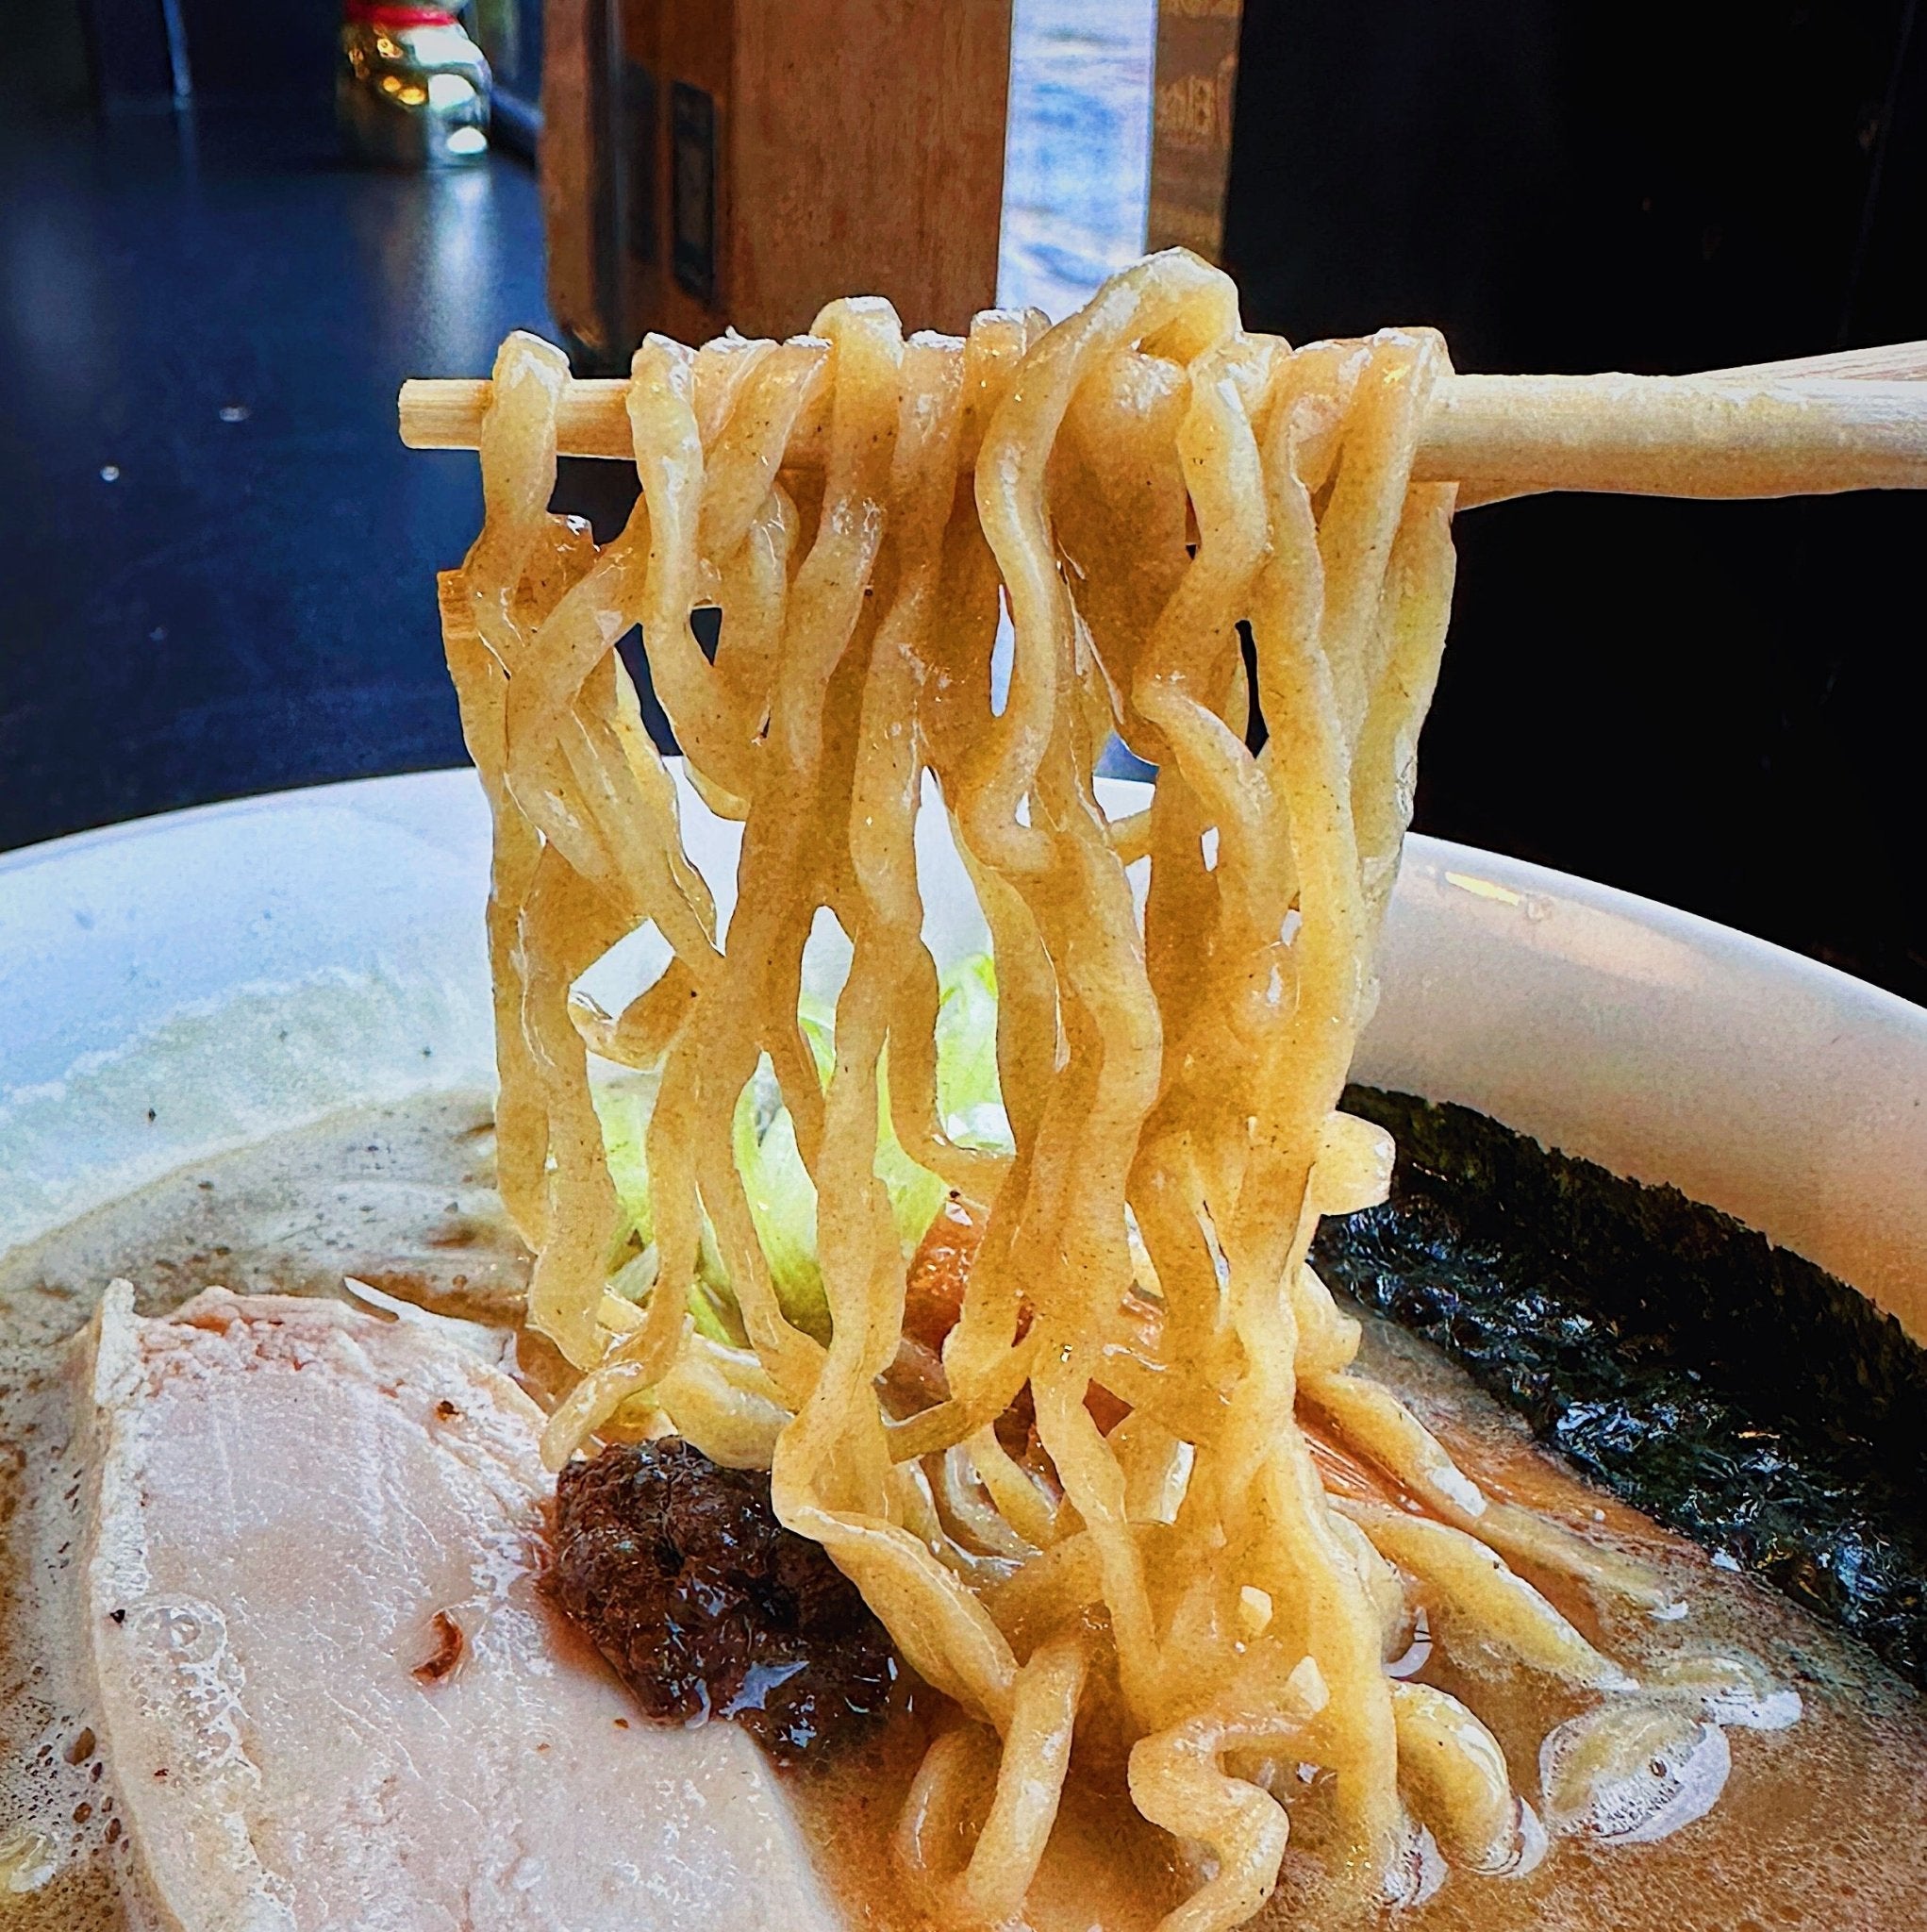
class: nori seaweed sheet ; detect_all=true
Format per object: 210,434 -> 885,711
1310,1087 -> 1927,1686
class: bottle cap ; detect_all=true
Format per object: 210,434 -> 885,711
344,2 -> 461,25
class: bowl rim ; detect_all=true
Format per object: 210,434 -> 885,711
3,770 -> 1920,1325
4,772 -> 1918,1036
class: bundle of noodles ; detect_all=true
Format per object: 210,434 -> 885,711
437,250 -> 1748,1930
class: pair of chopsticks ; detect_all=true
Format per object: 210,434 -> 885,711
398,338 -> 1927,504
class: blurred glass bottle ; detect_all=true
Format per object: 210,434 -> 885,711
338,3 -> 491,168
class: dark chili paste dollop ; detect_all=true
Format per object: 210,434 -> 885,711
549,1437 -> 901,1764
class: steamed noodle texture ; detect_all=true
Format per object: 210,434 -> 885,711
438,249 -> 1773,1930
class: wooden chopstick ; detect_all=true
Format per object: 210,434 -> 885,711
1710,340 -> 1927,382
398,341 -> 1927,503
1452,340 -> 1927,506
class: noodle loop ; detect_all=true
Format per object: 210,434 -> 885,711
436,250 -> 1780,1929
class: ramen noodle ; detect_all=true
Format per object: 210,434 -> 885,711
436,249 -> 1769,1930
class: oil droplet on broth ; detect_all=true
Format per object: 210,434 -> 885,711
0,1829 -> 59,1895
1539,1699 -> 1732,1845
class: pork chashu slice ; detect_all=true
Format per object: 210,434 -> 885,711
75,1283 -> 841,1932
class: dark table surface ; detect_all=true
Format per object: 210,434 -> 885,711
0,92 -> 557,854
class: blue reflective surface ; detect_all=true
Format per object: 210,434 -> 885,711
0,96 -> 552,852
998,0 -> 1155,319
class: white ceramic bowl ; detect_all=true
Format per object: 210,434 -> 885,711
2,770 -> 1921,1336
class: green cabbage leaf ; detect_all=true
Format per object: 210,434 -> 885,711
593,952 -> 1007,1345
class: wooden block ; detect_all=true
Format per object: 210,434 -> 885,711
540,0 -> 616,358
731,0 -> 1014,339
636,0 -> 731,345
550,0 -> 1013,359
1148,0 -> 1244,261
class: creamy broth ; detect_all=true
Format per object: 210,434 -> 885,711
805,1303 -> 1927,1932
3,1092 -> 1924,1929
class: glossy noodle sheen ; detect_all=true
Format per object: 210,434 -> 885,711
437,248 -> 1772,1930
